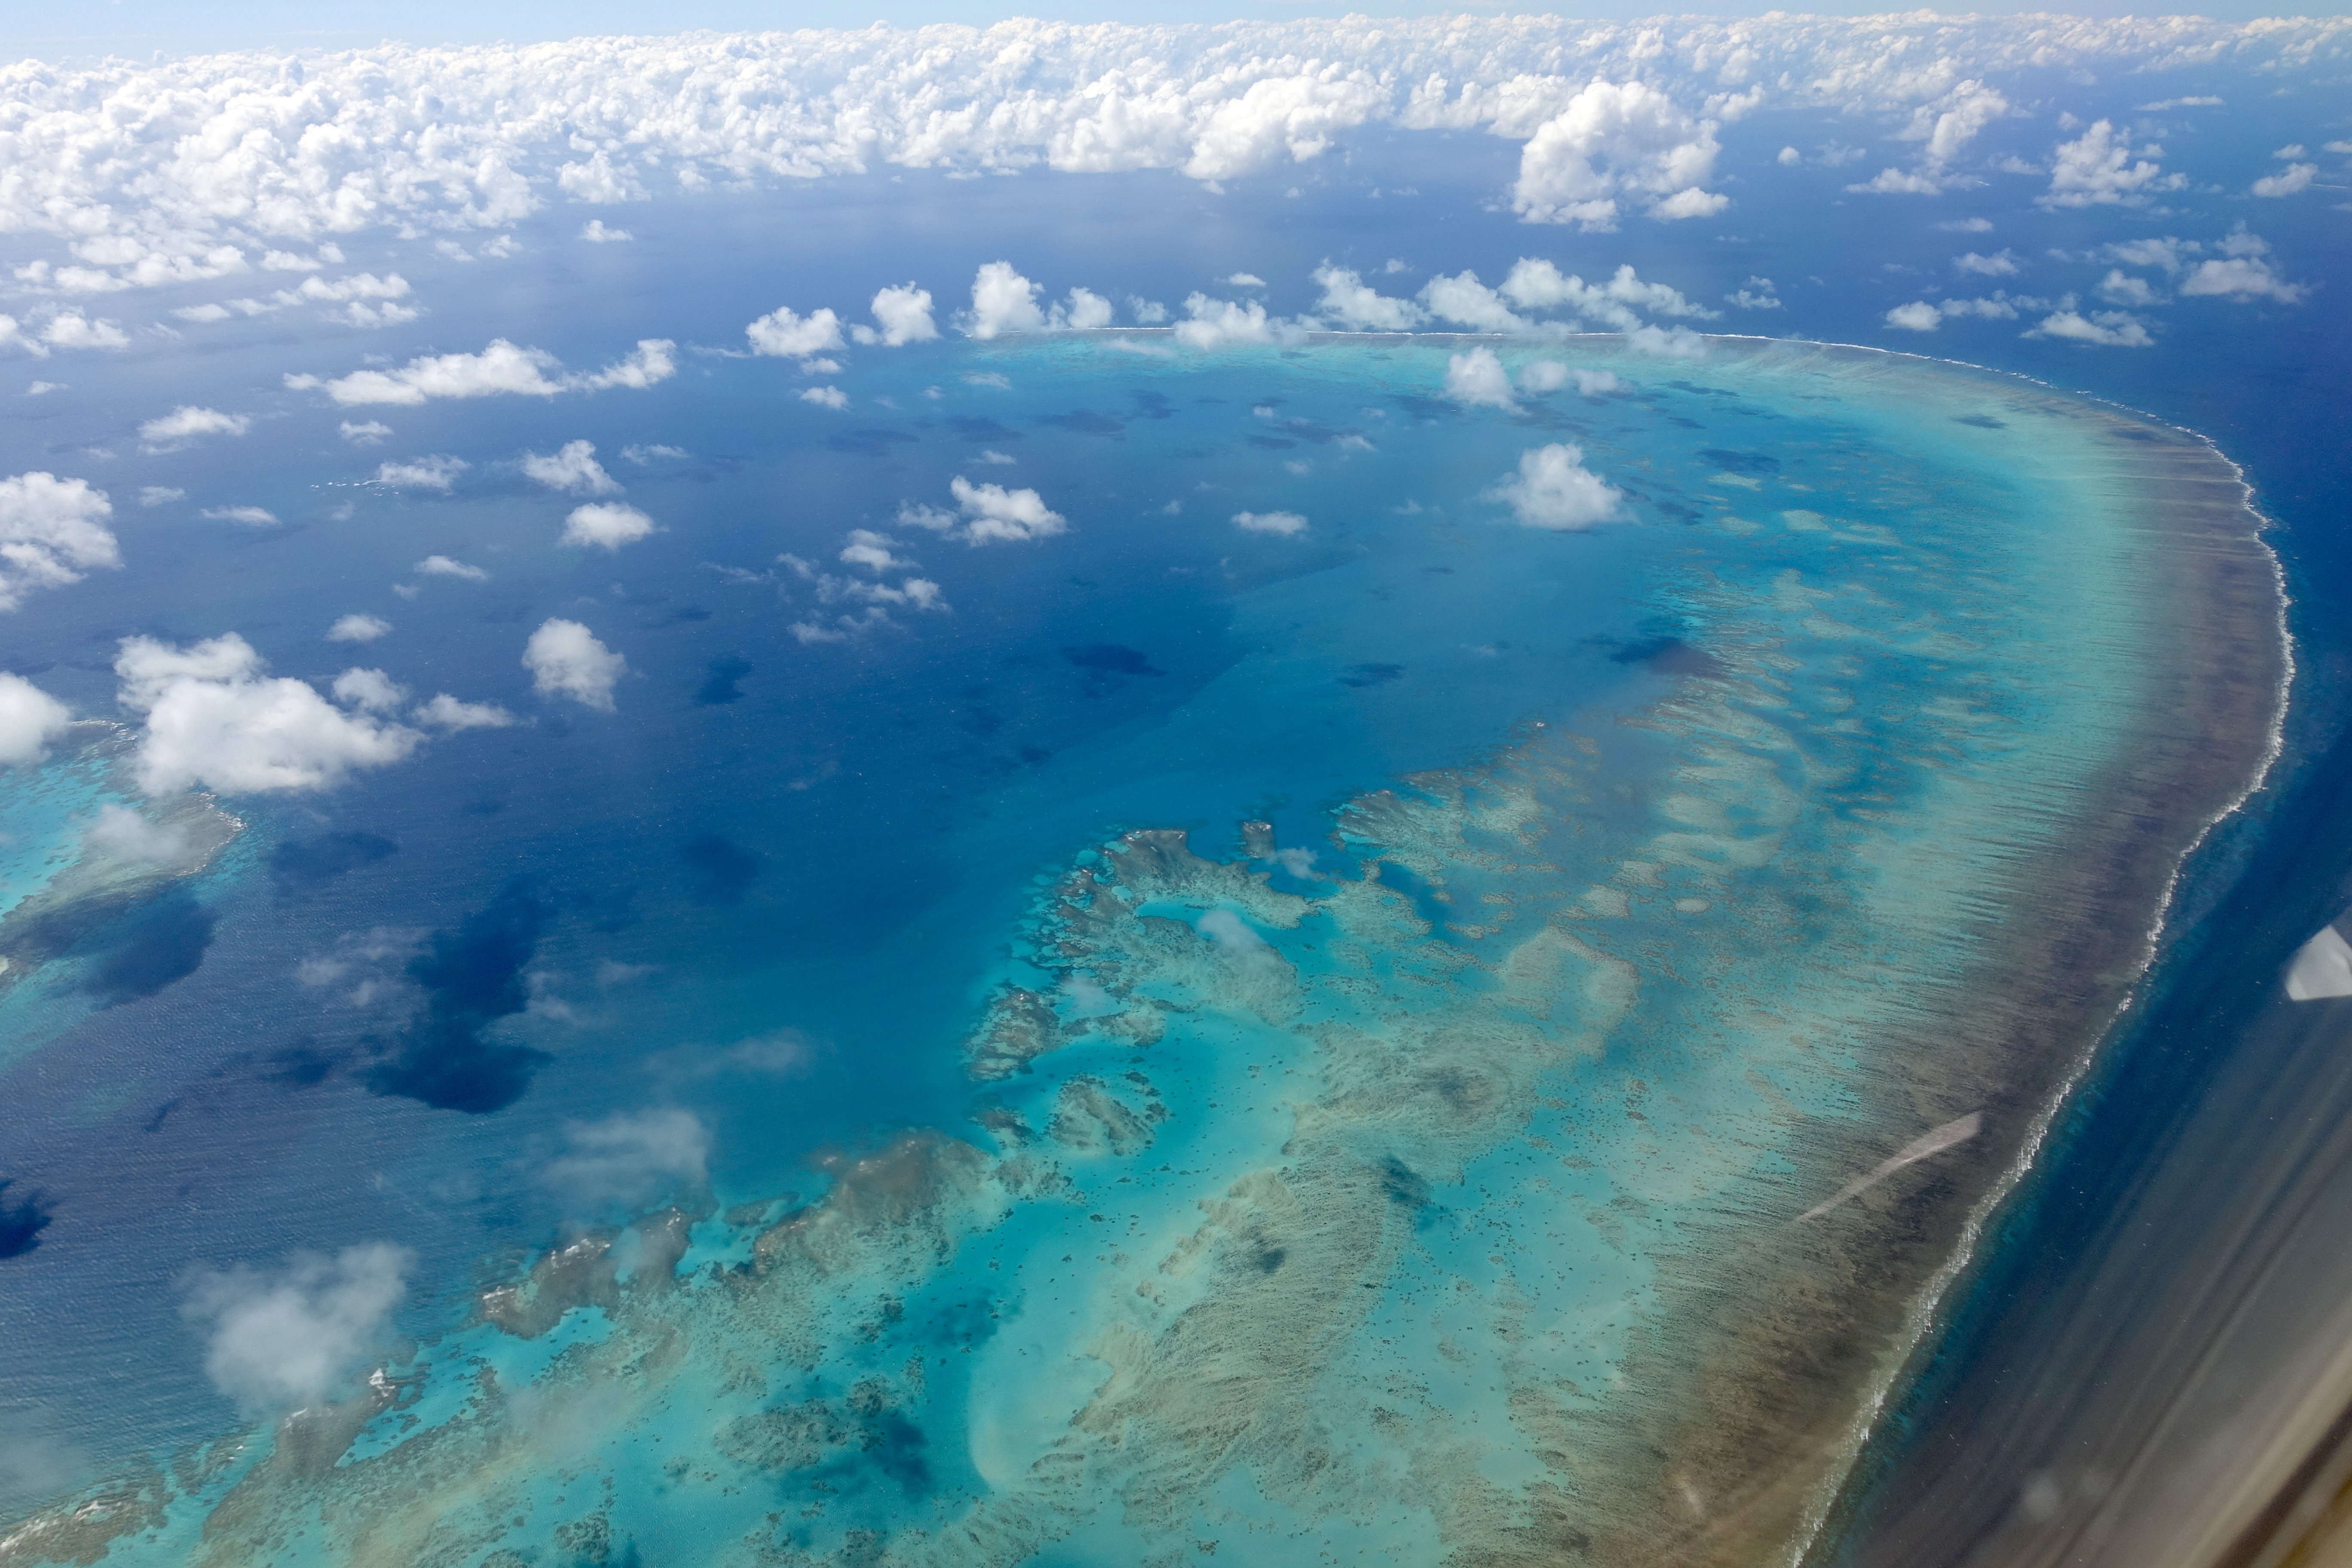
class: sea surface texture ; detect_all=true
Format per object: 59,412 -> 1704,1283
0,337 -> 2282,1568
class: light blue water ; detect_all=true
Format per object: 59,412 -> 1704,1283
0,331 -> 2228,1565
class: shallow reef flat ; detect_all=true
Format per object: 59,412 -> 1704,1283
0,338 -> 2285,1568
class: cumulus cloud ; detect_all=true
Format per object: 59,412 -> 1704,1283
1726,276 -> 1782,309
327,613 -> 391,643
896,476 -> 1069,546
561,501 -> 658,549
1310,263 -> 1423,330
330,668 -> 405,711
1444,347 -> 1518,409
2040,120 -> 2182,208
2252,161 -> 2316,198
580,219 -> 632,242
181,1243 -> 411,1415
40,312 -> 129,351
1494,259 -> 1716,331
1421,272 -> 1526,332
522,440 -> 621,495
1487,443 -> 1623,529
0,18 -> 2335,288
415,554 -> 488,581
856,283 -> 938,346
539,1108 -> 710,1210
1519,361 -> 1620,395
799,386 -> 848,409
0,672 -> 71,765
524,619 -> 625,710
287,338 -> 675,406
373,455 -> 469,490
114,632 -> 425,794
965,261 -> 1047,339
958,263 -> 1117,338
2026,309 -> 2155,347
747,304 -> 845,359
138,405 -> 249,449
1232,510 -> 1308,534
1511,80 -> 1725,230
339,420 -> 392,446
83,802 -> 192,863
1173,293 -> 1288,349
0,472 -> 119,612
411,692 -> 516,730
1954,249 -> 2021,276
2177,228 -> 2308,302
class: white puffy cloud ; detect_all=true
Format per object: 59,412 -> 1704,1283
138,406 -> 248,449
799,386 -> 849,410
1420,272 -> 1525,333
949,476 -> 1067,543
1519,361 -> 1620,395
373,455 -> 469,490
0,672 -> 71,766
1954,250 -> 2021,276
338,420 -> 392,446
2251,162 -> 2316,197
839,529 -> 910,572
539,1109 -> 710,1210
2040,120 -> 2182,208
1884,292 -> 2045,331
330,668 -> 405,711
327,613 -> 391,643
524,618 -> 625,710
199,505 -> 280,526
1498,259 -> 1716,332
965,261 -> 1048,339
2097,269 -> 2160,306
410,693 -> 516,729
573,339 -> 676,391
0,18 -> 2339,290
416,554 -> 489,581
1726,277 -> 1782,310
114,632 -> 426,794
1444,347 -> 1518,409
2026,310 -> 2154,347
1310,263 -> 1423,330
1511,80 -> 1725,230
858,283 -> 938,346
1486,443 -> 1623,529
747,304 -> 845,359
287,338 -> 675,406
1232,510 -> 1308,535
181,1243 -> 411,1415
957,263 -> 1116,338
2178,229 -> 2308,302
896,477 -> 1067,545
0,472 -> 119,611
561,501 -> 658,549
1850,80 -> 2011,193
83,802 -> 193,864
40,312 -> 129,350
522,440 -> 622,495
1172,294 -> 1286,349
581,219 -> 633,242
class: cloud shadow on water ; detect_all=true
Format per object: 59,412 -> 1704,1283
82,889 -> 216,1006
0,1180 -> 54,1260
363,881 -> 551,1114
269,831 -> 398,893
680,835 -> 763,905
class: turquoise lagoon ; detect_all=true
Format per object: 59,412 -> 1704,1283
0,337 -> 2282,1568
